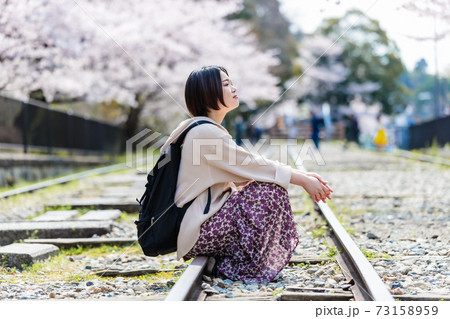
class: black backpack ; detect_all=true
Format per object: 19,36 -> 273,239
135,120 -> 212,256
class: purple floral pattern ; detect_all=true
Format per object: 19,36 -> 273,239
184,181 -> 299,283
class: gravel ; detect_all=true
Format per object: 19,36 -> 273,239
1,143 -> 449,300
195,145 -> 449,300
301,143 -> 450,297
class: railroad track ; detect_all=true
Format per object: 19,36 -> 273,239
392,149 -> 450,166
0,162 -> 127,199
165,234 -> 394,301
0,155 -> 160,200
1,144 -> 448,301
165,144 -> 450,301
165,145 -> 393,301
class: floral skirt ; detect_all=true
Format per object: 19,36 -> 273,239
183,181 -> 299,283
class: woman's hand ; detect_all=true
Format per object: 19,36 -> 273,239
290,170 -> 333,203
303,175 -> 332,203
306,172 -> 334,195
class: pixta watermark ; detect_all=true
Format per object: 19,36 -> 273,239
126,128 -> 326,173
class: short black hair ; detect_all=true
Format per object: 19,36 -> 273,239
184,65 -> 229,117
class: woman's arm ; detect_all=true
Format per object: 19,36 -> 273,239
188,126 -> 293,189
185,125 -> 333,202
290,169 -> 333,203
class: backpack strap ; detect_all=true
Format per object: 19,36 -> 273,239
174,120 -> 213,146
203,187 -> 211,215
174,119 -> 213,215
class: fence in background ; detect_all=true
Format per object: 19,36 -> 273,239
394,115 -> 450,150
0,94 -> 122,155
409,115 -> 450,149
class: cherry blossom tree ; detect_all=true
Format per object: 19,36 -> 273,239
401,0 -> 450,41
285,34 -> 349,106
0,1 -> 103,102
0,0 -> 280,135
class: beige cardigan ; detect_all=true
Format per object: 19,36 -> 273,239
160,116 -> 293,259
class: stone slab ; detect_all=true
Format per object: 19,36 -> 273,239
289,257 -> 331,265
206,293 -> 274,301
0,152 -> 107,166
100,295 -> 165,301
32,210 -> 79,221
395,294 -> 450,301
95,268 -> 174,277
102,187 -> 143,193
101,192 -> 141,198
78,209 -> 122,221
0,220 -> 112,245
280,291 -> 353,301
23,237 -> 137,248
0,243 -> 59,268
49,198 -> 139,213
90,176 -> 145,185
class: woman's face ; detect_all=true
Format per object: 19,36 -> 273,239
219,71 -> 239,110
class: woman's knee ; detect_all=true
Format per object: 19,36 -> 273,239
244,181 -> 289,197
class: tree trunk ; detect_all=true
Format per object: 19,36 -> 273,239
121,100 -> 144,152
120,91 -> 159,152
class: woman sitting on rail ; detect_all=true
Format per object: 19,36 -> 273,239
160,66 -> 333,283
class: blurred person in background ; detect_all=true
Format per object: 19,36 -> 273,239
344,113 -> 360,149
373,113 -> 388,151
310,110 -> 325,149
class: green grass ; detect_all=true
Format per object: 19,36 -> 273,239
325,245 -> 341,259
0,149 -> 153,193
315,204 -> 393,261
409,140 -> 450,159
0,163 -> 146,222
272,287 -> 284,298
427,138 -> 440,157
0,253 -> 97,284
360,248 -> 391,260
302,192 -> 315,214
0,243 -> 181,286
0,151 -> 179,289
117,212 -> 139,224
318,240 -> 342,262
0,179 -> 82,216
295,262 -> 310,269
61,244 -> 143,258
292,191 -> 315,216
312,225 -> 328,238
0,161 -> 120,193
324,200 -> 360,235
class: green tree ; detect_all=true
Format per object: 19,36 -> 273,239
401,0 -> 450,117
317,9 -> 407,114
228,0 -> 298,85
399,58 -> 449,120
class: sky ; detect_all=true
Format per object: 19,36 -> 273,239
279,0 -> 450,75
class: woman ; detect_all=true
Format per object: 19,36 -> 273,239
160,66 -> 333,283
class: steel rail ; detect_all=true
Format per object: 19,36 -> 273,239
0,150 -> 165,199
0,149 -> 166,199
288,146 -> 393,301
165,144 -> 394,301
393,149 -> 450,166
165,256 -> 209,301
0,162 -> 128,199
316,202 -> 393,300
